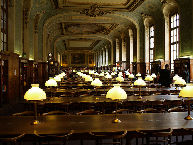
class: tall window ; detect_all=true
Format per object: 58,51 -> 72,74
149,26 -> 154,69
1,0 -> 8,51
170,13 -> 179,71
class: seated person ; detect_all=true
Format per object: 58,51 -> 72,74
158,64 -> 172,87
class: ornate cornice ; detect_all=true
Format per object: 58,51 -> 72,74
80,4 -> 112,17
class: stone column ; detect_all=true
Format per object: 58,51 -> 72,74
121,33 -> 126,70
103,47 -> 106,66
129,29 -> 133,73
116,38 -> 120,64
8,1 -> 15,52
105,46 -> 108,66
144,25 -> 150,73
164,14 -> 170,65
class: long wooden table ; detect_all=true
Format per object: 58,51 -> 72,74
0,112 -> 193,136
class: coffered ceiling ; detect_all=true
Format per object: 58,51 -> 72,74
29,0 -> 154,53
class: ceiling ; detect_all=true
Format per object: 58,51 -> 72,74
32,0 -> 145,53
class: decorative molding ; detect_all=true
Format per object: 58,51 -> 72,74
127,0 -> 144,12
80,4 -> 112,17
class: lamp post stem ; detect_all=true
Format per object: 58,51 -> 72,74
185,100 -> 193,120
33,101 -> 39,125
112,100 -> 121,123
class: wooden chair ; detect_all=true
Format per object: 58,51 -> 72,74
76,109 -> 101,115
89,130 -> 127,145
0,134 -> 25,145
42,110 -> 70,116
34,131 -> 73,145
12,111 -> 34,116
141,128 -> 173,145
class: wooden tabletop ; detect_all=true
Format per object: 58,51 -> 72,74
44,94 -> 182,104
0,112 -> 193,135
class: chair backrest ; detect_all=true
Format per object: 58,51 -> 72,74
89,130 -> 127,140
12,111 -> 34,116
42,110 -> 69,116
76,109 -> 101,115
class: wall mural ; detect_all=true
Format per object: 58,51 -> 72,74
71,53 -> 85,64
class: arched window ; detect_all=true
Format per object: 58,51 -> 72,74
1,0 -> 8,51
149,26 -> 154,68
170,13 -> 179,71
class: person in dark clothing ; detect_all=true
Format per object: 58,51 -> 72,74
159,64 -> 172,87
183,65 -> 190,83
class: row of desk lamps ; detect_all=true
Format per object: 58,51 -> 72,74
23,70 -> 193,125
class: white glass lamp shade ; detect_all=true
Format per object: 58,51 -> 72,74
179,86 -> 193,97
24,84 -> 46,101
94,72 -> 99,76
99,73 -> 104,77
145,75 -> 153,81
61,72 -> 66,76
58,74 -> 64,79
89,70 -> 95,75
129,74 -> 135,79
91,78 -> 103,87
136,73 -> 141,77
54,76 -> 61,82
105,74 -> 112,79
134,78 -> 146,86
106,84 -> 127,100
126,71 -> 130,76
84,75 -> 93,82
118,72 -> 123,76
174,77 -> 186,85
82,74 -> 87,78
116,76 -> 124,82
111,72 -> 115,76
173,74 -> 180,81
45,79 -> 57,87
77,72 -> 81,75
151,73 -> 156,78
105,72 -> 109,75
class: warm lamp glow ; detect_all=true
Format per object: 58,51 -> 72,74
136,73 -> 141,77
99,73 -> 104,77
54,76 -> 61,82
84,75 -> 93,82
24,84 -> 46,100
24,84 -> 46,125
45,79 -> 57,87
151,73 -> 156,78
134,78 -> 146,86
106,84 -> 127,100
179,86 -> 193,97
145,75 -> 153,81
105,74 -> 112,79
174,77 -> 186,85
173,74 -> 180,81
129,74 -> 134,79
179,86 -> 193,120
91,78 -> 103,87
116,76 -> 124,82
106,84 -> 127,123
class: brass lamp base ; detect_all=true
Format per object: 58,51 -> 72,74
184,115 -> 193,120
32,120 -> 40,125
138,96 -> 142,99
112,118 -> 121,123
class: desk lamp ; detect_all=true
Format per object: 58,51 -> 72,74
106,84 -> 127,123
45,78 -> 57,97
134,77 -> 146,99
91,78 -> 103,95
179,86 -> 193,120
151,73 -> 156,84
129,74 -> 135,86
116,76 -> 124,82
174,77 -> 186,90
24,84 -> 46,125
145,75 -> 153,89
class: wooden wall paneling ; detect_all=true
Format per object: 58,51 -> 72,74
19,58 -> 28,100
190,59 -> 193,82
38,62 -> 48,88
8,53 -> 19,104
137,62 -> 146,78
